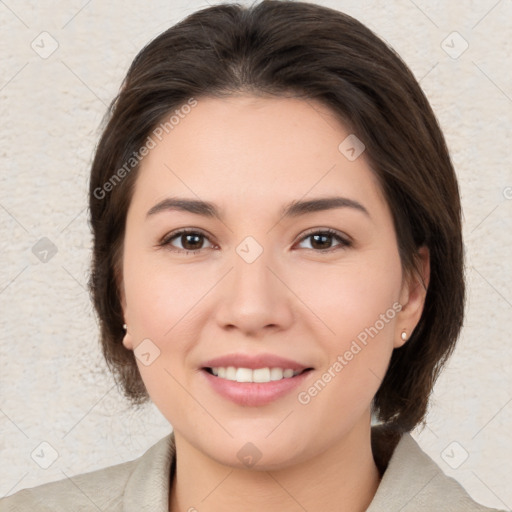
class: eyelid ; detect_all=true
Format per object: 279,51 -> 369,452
295,227 -> 352,250
158,227 -> 352,253
158,228 -> 216,251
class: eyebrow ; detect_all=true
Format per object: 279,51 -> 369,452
146,196 -> 370,220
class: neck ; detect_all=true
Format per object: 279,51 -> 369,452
169,417 -> 381,512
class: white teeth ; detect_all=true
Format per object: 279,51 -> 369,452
236,367 -> 253,382
209,366 -> 302,383
270,368 -> 285,380
253,368 -> 270,382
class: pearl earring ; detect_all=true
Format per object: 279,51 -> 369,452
123,324 -> 127,330
401,330 -> 407,341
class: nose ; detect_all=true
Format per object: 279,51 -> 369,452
215,245 -> 294,337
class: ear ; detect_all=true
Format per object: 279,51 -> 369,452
118,274 -> 134,351
122,329 -> 134,351
394,246 -> 430,348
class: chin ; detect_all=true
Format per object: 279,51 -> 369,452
198,429 -> 314,471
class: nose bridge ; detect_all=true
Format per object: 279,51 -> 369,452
231,236 -> 278,306
234,243 -> 271,293
216,235 -> 293,333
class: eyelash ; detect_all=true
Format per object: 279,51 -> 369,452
158,228 -> 352,255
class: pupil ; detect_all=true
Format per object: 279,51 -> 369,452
312,234 -> 330,249
180,233 -> 332,251
183,234 -> 201,250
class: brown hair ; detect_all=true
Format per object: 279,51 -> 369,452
88,0 -> 464,433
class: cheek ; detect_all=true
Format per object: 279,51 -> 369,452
294,254 -> 402,405
123,247 -> 204,337
122,250 -> 211,411
296,256 -> 402,415
293,253 -> 403,343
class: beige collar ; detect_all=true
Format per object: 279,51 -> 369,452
122,426 -> 500,511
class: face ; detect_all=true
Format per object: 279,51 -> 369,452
120,94 -> 428,470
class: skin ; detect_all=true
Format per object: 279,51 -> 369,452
120,94 -> 430,512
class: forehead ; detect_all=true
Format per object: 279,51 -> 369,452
131,94 -> 386,216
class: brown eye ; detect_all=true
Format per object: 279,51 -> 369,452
160,230 -> 214,254
297,229 -> 351,252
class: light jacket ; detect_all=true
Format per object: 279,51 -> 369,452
0,425 -> 507,511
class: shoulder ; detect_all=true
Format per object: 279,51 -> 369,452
368,425 -> 508,512
0,458 -> 135,512
0,433 -> 174,512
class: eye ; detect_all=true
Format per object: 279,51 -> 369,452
158,227 -> 351,255
159,229 -> 215,254
296,228 -> 352,252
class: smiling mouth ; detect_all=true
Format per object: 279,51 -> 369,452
203,366 -> 313,383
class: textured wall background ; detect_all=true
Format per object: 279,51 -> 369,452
0,0 -> 511,509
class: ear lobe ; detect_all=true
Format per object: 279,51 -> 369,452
394,246 -> 430,348
122,331 -> 134,350
117,275 -> 132,350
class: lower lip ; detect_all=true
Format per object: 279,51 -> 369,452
201,369 -> 312,407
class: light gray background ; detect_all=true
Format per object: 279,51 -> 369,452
0,0 -> 511,509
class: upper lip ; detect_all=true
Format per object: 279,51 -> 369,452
201,353 -> 313,372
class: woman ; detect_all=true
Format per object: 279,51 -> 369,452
1,1 -> 507,511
